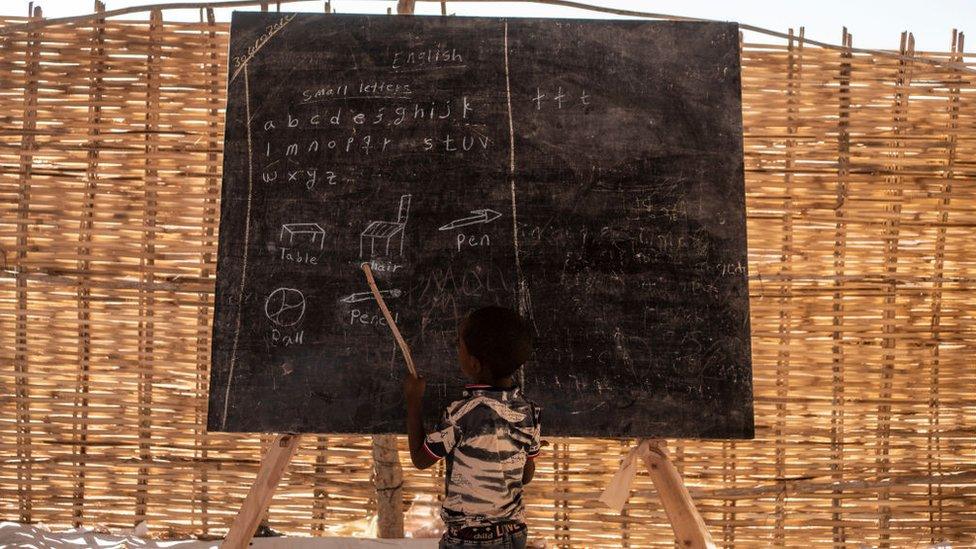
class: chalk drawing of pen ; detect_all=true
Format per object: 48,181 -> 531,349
438,209 -> 502,231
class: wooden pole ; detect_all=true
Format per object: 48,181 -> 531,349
372,434 -> 405,538
641,440 -> 716,549
14,0 -> 42,524
221,434 -> 301,549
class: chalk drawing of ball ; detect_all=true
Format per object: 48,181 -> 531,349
264,287 -> 306,327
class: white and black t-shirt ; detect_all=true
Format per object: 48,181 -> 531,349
423,385 -> 541,528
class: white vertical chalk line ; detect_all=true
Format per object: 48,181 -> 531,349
504,23 -> 516,174
504,22 -> 529,318
221,63 -> 255,430
504,22 -> 533,388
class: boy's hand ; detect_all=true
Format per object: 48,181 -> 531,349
403,373 -> 426,405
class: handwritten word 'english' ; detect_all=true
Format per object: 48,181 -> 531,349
392,46 -> 463,69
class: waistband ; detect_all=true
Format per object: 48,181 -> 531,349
446,521 -> 526,541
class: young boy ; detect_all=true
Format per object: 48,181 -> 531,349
403,306 -> 541,549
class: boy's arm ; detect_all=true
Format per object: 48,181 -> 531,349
404,374 -> 438,470
522,404 -> 542,485
522,457 -> 536,485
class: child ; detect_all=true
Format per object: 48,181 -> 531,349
404,306 -> 541,549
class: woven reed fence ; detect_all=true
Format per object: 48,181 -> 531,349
0,7 -> 974,548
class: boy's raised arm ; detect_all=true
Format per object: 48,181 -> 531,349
404,373 -> 438,470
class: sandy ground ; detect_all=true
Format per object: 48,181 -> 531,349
0,521 -> 439,548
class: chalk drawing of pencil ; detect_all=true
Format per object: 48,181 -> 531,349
340,288 -> 403,304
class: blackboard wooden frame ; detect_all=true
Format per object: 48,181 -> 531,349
208,12 -> 753,439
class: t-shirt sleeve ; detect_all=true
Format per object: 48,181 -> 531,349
526,405 -> 542,459
422,408 -> 460,460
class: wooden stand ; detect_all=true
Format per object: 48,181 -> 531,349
642,440 -> 716,549
222,436 -> 714,549
222,434 -> 301,549
221,433 -> 405,548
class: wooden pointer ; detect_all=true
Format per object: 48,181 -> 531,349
361,262 -> 417,376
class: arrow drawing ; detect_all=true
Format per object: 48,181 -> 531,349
438,209 -> 503,231
340,288 -> 403,304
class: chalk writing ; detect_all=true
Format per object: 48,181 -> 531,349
279,248 -> 320,265
271,329 -> 304,346
422,133 -> 491,152
261,168 -> 324,190
365,259 -> 403,273
358,80 -> 412,96
531,86 -> 591,111
349,308 -> 400,326
231,14 -> 296,76
300,83 -> 350,102
392,45 -> 464,69
456,233 -> 491,252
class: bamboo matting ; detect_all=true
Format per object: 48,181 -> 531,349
0,11 -> 974,548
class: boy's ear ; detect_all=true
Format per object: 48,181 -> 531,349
469,354 -> 483,375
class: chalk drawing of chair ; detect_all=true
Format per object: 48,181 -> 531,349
360,194 -> 411,258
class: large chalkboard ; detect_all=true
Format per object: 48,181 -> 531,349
208,12 -> 753,439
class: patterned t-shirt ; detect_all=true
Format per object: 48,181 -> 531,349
423,384 -> 541,528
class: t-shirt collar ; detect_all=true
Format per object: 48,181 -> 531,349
463,383 -> 519,398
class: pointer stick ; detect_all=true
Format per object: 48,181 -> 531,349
361,262 -> 417,377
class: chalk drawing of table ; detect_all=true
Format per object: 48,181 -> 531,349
279,223 -> 326,249
359,194 -> 411,259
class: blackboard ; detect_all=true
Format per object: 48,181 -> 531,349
208,12 -> 753,439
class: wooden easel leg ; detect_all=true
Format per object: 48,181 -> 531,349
371,434 -> 405,538
222,433 -> 301,549
641,440 -> 717,549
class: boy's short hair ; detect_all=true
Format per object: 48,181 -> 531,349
461,306 -> 532,379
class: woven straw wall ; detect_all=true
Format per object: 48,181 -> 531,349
0,10 -> 973,548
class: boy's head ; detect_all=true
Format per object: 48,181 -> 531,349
458,306 -> 532,382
